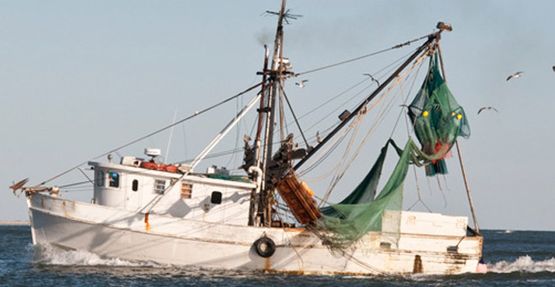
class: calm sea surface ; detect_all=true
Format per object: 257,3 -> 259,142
0,226 -> 553,286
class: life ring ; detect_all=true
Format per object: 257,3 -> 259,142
253,236 -> 276,258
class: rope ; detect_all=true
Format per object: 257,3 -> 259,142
385,52 -> 432,212
389,55 -> 426,139
319,113 -> 365,205
225,96 -> 244,167
35,81 -> 264,187
317,52 -> 429,203
388,54 -> 430,212
287,49 -> 417,138
301,82 -> 374,136
297,128 -> 349,176
277,49 -> 418,149
295,33 -> 432,76
295,78 -> 368,122
278,82 -> 310,149
58,181 -> 91,188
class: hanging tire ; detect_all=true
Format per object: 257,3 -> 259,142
253,236 -> 276,258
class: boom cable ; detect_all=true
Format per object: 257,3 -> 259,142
295,33 -> 432,76
277,82 -> 310,149
36,81 -> 265,186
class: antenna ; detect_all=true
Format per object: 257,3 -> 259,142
264,9 -> 302,25
165,109 -> 179,161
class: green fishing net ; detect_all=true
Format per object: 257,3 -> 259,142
314,52 -> 470,248
408,51 -> 470,176
319,141 -> 394,218
316,139 -> 447,249
317,140 -> 412,249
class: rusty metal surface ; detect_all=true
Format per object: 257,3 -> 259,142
276,172 -> 320,224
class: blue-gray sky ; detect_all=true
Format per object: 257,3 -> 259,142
1,1 -> 554,231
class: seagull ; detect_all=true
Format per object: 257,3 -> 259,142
363,73 -> 380,86
295,79 -> 309,88
506,71 -> 524,81
477,106 -> 498,115
316,131 -> 322,143
9,178 -> 29,195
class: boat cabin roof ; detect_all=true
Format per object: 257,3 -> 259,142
88,161 -> 256,189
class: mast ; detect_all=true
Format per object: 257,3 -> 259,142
256,0 -> 288,227
248,46 -> 270,226
254,45 -> 270,164
437,44 -> 480,234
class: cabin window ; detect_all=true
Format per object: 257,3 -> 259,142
108,171 -> 119,188
181,182 -> 193,199
132,179 -> 139,191
211,191 -> 222,204
96,170 -> 105,187
154,179 -> 166,194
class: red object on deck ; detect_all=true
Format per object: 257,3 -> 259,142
140,161 -> 178,173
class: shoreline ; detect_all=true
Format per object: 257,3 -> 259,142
0,220 -> 30,226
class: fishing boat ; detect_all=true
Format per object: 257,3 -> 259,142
13,0 -> 485,275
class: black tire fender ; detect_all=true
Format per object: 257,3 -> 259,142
253,236 -> 276,258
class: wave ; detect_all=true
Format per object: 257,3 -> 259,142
33,244 -> 160,267
488,256 -> 555,273
33,244 -> 555,275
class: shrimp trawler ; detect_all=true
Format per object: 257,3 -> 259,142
13,1 -> 485,275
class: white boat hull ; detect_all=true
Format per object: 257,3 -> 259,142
28,193 -> 482,275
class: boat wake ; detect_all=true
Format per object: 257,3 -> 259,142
33,244 -> 160,267
487,256 -> 555,273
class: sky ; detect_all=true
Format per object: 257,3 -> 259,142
1,0 -> 554,231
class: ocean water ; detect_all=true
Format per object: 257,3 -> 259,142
0,226 -> 553,286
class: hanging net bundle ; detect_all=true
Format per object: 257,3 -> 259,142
408,51 -> 470,176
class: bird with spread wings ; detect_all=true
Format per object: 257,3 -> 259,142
477,106 -> 498,115
506,71 -> 524,81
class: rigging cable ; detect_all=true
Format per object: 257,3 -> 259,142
290,78 -> 368,124
437,43 -> 480,233
273,48 -> 419,152
295,33 -> 432,77
35,81 -> 265,187
277,82 -> 310,149
319,112 -> 364,206
317,52 -> 429,204
318,77 -> 397,203
58,181 -> 91,189
282,48 -> 418,138
396,59 -> 433,212
225,95 -> 245,168
297,128 -> 349,177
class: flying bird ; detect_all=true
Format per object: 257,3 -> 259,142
552,66 -> 555,72
295,79 -> 309,88
506,71 -> 524,81
477,106 -> 498,115
363,73 -> 380,86
9,178 -> 29,195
